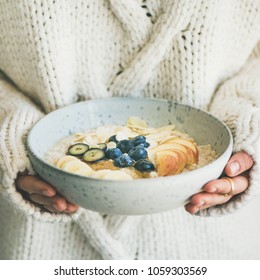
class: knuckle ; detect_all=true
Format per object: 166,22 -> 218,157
29,193 -> 41,203
209,179 -> 226,194
190,194 -> 202,205
18,175 -> 37,192
235,176 -> 249,193
16,175 -> 28,189
220,178 -> 230,192
51,196 -> 59,204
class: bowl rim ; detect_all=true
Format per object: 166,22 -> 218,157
27,97 -> 233,184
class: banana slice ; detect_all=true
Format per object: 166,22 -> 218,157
103,170 -> 133,180
57,156 -> 93,174
107,141 -> 117,149
56,156 -> 78,169
93,170 -> 111,179
93,170 -> 133,180
74,167 -> 94,177
62,160 -> 84,172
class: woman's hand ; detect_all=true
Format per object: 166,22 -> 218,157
16,175 -> 79,213
185,151 -> 254,214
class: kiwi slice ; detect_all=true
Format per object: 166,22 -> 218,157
83,148 -> 105,162
68,143 -> 89,156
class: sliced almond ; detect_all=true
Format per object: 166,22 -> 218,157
73,133 -> 86,142
116,131 -> 128,141
127,116 -> 148,129
145,130 -> 171,142
96,125 -> 118,142
156,124 -> 176,132
120,126 -> 139,138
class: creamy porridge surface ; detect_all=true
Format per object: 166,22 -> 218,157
45,117 -> 218,180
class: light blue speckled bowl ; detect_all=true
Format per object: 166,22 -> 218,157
27,98 -> 233,215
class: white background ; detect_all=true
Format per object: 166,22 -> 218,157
0,260 -> 259,280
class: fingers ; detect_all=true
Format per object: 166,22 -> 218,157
224,151 -> 253,177
185,151 -> 253,214
17,175 -> 56,197
185,175 -> 249,214
185,193 -> 230,214
16,175 -> 79,213
203,176 -> 248,195
30,193 -> 67,211
30,193 -> 79,213
66,203 -> 79,212
40,203 -> 78,213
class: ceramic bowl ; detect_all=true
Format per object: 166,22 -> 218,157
27,98 -> 233,215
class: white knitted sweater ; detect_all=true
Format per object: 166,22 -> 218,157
0,0 -> 260,260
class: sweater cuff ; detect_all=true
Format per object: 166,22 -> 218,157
196,104 -> 260,217
196,158 -> 260,217
0,106 -> 82,223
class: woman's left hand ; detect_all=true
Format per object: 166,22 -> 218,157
185,151 -> 254,214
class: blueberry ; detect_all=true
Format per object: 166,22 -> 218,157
134,159 -> 155,172
143,142 -> 150,148
108,135 -> 118,143
114,154 -> 134,168
116,140 -> 134,153
138,142 -> 150,148
128,146 -> 148,161
105,148 -> 122,160
132,135 -> 146,146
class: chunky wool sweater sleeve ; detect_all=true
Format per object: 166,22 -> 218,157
0,75 -> 79,222
198,41 -> 260,217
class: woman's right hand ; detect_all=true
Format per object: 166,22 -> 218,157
16,175 -> 79,213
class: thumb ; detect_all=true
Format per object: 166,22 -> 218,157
224,151 -> 253,177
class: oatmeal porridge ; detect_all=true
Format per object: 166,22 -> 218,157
45,117 -> 218,180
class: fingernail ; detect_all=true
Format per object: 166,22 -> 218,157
230,161 -> 240,174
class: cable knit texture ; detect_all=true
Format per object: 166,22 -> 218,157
0,0 -> 260,259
